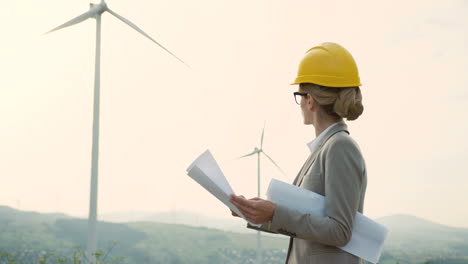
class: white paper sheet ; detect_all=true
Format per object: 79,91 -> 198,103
266,179 -> 388,264
186,150 -> 260,227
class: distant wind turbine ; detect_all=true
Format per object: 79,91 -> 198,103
44,0 -> 188,260
238,123 -> 287,264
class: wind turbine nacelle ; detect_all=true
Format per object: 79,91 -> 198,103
89,2 -> 107,15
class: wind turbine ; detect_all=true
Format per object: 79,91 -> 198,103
44,0 -> 187,261
238,123 -> 287,264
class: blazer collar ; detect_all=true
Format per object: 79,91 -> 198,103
311,120 -> 349,152
308,121 -> 339,153
293,120 -> 349,186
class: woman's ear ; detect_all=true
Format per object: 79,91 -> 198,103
306,94 -> 315,111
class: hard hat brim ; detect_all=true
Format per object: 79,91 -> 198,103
290,75 -> 361,87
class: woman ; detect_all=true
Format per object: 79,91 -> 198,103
230,42 -> 367,264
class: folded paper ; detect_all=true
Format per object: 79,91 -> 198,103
186,150 -> 260,227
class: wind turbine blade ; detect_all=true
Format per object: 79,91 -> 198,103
237,150 -> 258,159
262,151 -> 287,176
260,122 -> 265,149
44,9 -> 97,35
107,8 -> 189,67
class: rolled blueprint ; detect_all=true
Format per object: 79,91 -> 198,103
266,179 -> 388,264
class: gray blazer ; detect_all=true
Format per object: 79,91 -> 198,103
248,121 -> 367,264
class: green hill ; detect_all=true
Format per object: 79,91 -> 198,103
376,214 -> 468,264
0,206 -> 287,263
1,206 -> 468,264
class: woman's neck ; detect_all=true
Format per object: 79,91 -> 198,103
314,119 -> 341,137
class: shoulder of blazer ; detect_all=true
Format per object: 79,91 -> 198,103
314,121 -> 350,152
321,131 -> 365,168
323,132 -> 362,153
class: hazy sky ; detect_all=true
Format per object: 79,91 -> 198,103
1,0 -> 467,227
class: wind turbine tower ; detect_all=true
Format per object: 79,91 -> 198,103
239,123 -> 287,264
44,1 -> 187,261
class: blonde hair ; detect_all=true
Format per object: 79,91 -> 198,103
299,83 -> 364,121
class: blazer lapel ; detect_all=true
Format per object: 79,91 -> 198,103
295,121 -> 349,187
293,153 -> 314,186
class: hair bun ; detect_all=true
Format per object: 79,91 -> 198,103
334,87 -> 364,121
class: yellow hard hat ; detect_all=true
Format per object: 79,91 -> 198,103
291,42 -> 361,87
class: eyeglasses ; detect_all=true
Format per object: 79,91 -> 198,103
293,92 -> 308,105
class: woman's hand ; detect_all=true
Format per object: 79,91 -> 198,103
230,195 -> 245,217
231,210 -> 239,217
229,194 -> 276,225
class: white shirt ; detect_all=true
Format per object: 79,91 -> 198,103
306,122 -> 341,153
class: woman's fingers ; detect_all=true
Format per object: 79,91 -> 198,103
230,195 -> 275,224
232,206 -> 257,222
230,195 -> 253,206
230,195 -> 261,217
231,200 -> 256,216
230,195 -> 276,224
231,208 -> 257,223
